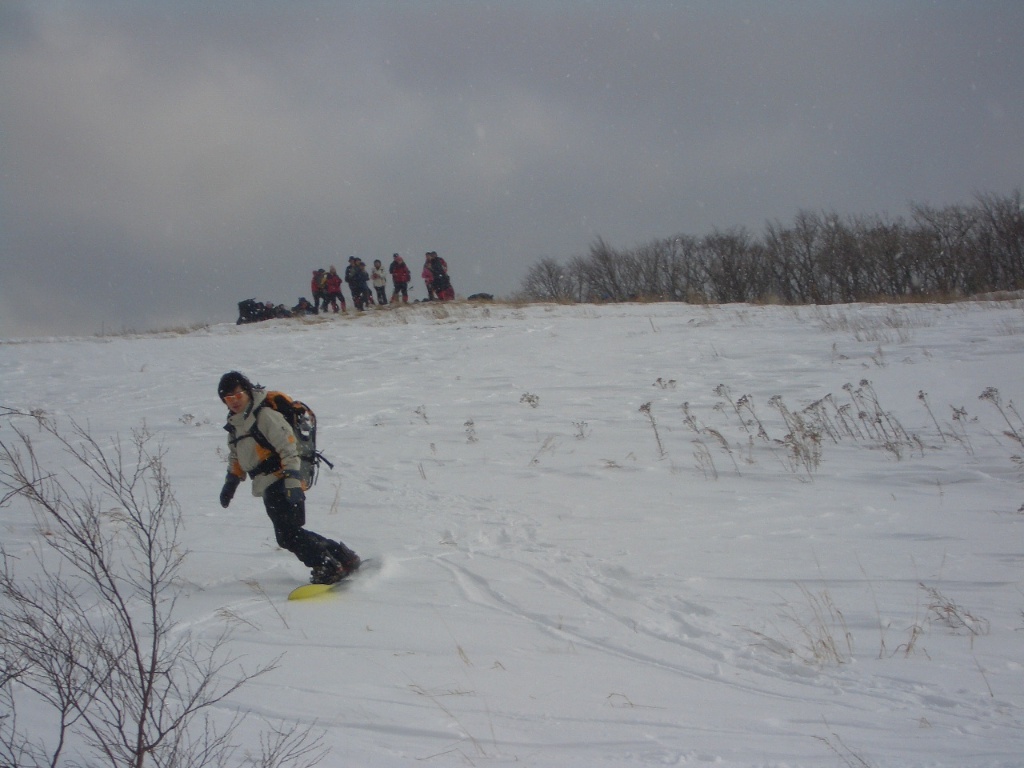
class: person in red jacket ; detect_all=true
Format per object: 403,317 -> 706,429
324,266 -> 347,313
310,269 -> 326,314
389,253 -> 411,303
428,251 -> 455,301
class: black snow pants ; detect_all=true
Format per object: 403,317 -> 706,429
262,480 -> 356,568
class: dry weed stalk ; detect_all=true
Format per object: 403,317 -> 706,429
979,387 -> 1024,446
768,395 -> 823,477
746,585 -> 852,667
921,584 -> 990,638
639,402 -> 666,459
529,435 -> 558,465
682,402 -> 740,476
691,440 -> 718,480
813,720 -> 874,768
784,585 -> 853,665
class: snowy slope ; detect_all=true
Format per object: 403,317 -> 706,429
3,300 -> 1023,766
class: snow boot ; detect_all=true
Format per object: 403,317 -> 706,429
310,554 -> 347,585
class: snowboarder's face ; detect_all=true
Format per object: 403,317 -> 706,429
222,386 -> 250,415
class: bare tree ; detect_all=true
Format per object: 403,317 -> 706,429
973,188 -> 1024,290
816,212 -> 860,302
700,228 -> 757,304
630,239 -> 674,299
584,237 -> 628,301
763,213 -> 827,304
851,214 -> 912,298
762,220 -> 801,303
0,415 -> 326,768
666,234 -> 705,302
565,254 -> 592,302
911,202 -> 977,295
516,188 -> 1023,306
519,257 -> 574,302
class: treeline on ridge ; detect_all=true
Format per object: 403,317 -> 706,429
517,189 -> 1024,304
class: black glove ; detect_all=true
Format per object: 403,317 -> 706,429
220,474 -> 241,508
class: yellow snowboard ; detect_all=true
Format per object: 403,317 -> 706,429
286,557 -> 374,600
287,582 -> 338,600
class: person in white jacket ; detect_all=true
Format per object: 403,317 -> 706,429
371,259 -> 389,305
217,371 -> 359,584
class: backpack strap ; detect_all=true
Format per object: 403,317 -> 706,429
245,402 -> 284,478
225,404 -> 284,479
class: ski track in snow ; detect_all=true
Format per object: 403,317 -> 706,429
3,300 -> 1024,766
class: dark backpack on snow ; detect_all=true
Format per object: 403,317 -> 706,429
237,298 -> 267,324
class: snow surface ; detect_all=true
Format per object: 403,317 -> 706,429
3,300 -> 1023,767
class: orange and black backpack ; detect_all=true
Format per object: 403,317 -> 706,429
248,391 -> 333,487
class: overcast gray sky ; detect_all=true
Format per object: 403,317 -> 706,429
2,1 -> 1022,337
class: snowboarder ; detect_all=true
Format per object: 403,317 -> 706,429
217,371 -> 360,584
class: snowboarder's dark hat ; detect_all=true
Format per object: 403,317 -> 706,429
218,371 -> 253,400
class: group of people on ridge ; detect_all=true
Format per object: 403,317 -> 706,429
236,252 -> 456,325
304,252 -> 453,314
